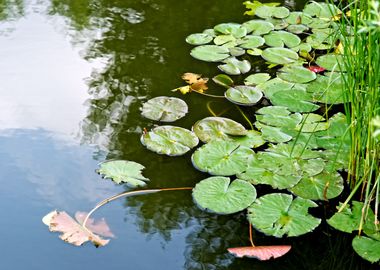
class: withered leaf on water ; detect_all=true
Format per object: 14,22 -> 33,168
173,72 -> 209,94
227,245 -> 291,260
43,210 -> 114,247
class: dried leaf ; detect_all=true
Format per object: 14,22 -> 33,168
43,210 -> 112,247
172,85 -> 192,95
190,79 -> 208,93
182,72 -> 202,84
181,72 -> 209,93
75,212 -> 115,238
227,245 -> 291,260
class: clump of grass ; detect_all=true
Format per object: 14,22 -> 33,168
335,0 -> 380,227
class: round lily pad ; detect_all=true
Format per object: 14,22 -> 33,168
257,77 -> 296,99
290,170 -> 344,200
316,54 -> 346,72
191,140 -> 254,176
192,176 -> 256,214
286,24 -> 309,34
255,5 -> 290,19
214,23 -> 247,38
141,96 -> 188,122
214,35 -> 236,45
248,193 -> 321,237
213,74 -> 234,88
256,106 -> 302,128
190,45 -> 230,62
231,130 -> 265,148
277,65 -> 317,83
186,33 -> 213,45
192,117 -> 248,143
141,126 -> 199,156
244,73 -> 271,85
242,20 -> 274,35
352,236 -> 380,263
239,35 -> 265,49
303,2 -> 341,19
306,74 -> 345,104
225,85 -> 263,106
97,160 -> 149,187
261,47 -> 299,65
270,89 -> 320,112
264,31 -> 301,48
218,57 -> 251,75
255,122 -> 293,143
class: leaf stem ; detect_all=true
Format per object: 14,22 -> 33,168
192,89 -> 225,98
249,223 -> 255,247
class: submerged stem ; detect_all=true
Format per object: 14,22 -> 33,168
82,187 -> 192,232
249,224 -> 255,247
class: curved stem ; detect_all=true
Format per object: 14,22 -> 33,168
235,105 -> 254,130
192,89 -> 225,98
82,187 -> 192,232
249,223 -> 255,247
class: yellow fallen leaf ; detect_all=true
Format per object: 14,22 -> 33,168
182,72 -> 202,84
172,85 -> 191,94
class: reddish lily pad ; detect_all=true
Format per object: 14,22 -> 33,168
228,245 -> 291,260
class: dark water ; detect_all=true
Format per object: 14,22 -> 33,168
0,0 -> 376,269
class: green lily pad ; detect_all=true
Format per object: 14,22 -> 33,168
213,74 -> 234,88
247,48 -> 263,56
186,33 -> 213,45
192,176 -> 256,214
228,47 -> 246,57
214,34 -> 236,45
255,122 -> 293,143
261,47 -> 299,65
231,130 -> 265,148
290,170 -> 344,200
257,77 -> 296,99
306,74 -> 345,104
285,11 -> 313,25
242,20 -> 274,35
291,42 -> 312,53
327,201 -> 367,234
141,126 -> 199,156
239,35 -> 265,49
256,106 -> 302,128
255,5 -> 290,19
295,113 -> 329,132
244,73 -> 271,86
97,160 -> 149,187
265,18 -> 288,30
190,45 -> 230,62
270,89 -> 320,112
303,2 -> 341,19
316,54 -> 346,72
192,117 -> 248,143
264,31 -> 301,48
248,193 -> 321,237
316,113 -> 350,150
352,236 -> 380,263
202,28 -> 217,37
191,140 -> 254,176
286,24 -> 309,34
218,57 -> 251,75
277,65 -> 317,83
225,85 -> 263,106
141,96 -> 188,122
306,31 -> 336,50
214,23 -> 247,38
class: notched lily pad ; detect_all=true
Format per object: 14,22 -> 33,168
255,5 -> 290,19
264,31 -> 301,48
141,126 -> 199,156
218,57 -> 251,75
239,35 -> 265,49
192,117 -> 248,143
214,23 -> 247,38
277,65 -> 317,83
192,176 -> 256,214
261,47 -> 299,65
191,140 -> 254,176
352,236 -> 380,263
186,33 -> 213,45
316,54 -> 346,72
225,85 -> 263,106
270,89 -> 319,112
245,73 -> 271,86
242,20 -> 274,35
190,45 -> 230,62
213,74 -> 234,88
141,96 -> 188,122
248,193 -> 321,237
97,160 -> 149,187
306,74 -> 345,104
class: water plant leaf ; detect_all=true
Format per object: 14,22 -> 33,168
180,72 -> 209,93
327,201 -> 365,233
257,77 -> 296,99
277,65 -> 317,83
266,17 -> 288,30
352,236 -> 380,263
255,5 -> 290,19
306,31 -> 336,50
264,31 -> 301,48
231,130 -> 265,148
191,140 -> 254,176
228,245 -> 291,260
213,74 -> 234,88
243,1 -> 281,16
291,42 -> 312,53
316,113 -> 350,150
242,20 -> 274,35
256,106 -> 302,128
141,126 -> 199,156
316,54 -> 346,72
192,176 -> 256,214
239,35 -> 265,49
190,45 -> 230,62
295,113 -> 329,132
42,210 -> 111,247
303,2 -> 341,19
286,24 -> 309,34
261,47 -> 299,65
290,170 -> 344,200
214,34 -> 236,45
225,85 -> 263,106
229,46 -> 246,57
97,160 -> 150,186
285,11 -> 313,25
141,96 -> 188,122
248,193 -> 321,237
244,73 -> 270,86
214,23 -> 247,38
255,122 -> 293,143
75,212 -> 115,238
192,117 -> 248,143
270,89 -> 319,112
306,74 -> 345,104
218,57 -> 251,75
186,33 -> 213,45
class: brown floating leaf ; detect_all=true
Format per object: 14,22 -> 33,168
43,210 -> 112,247
227,245 -> 291,260
182,72 -> 202,84
181,72 -> 209,93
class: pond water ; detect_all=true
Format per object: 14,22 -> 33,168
0,0 -> 376,269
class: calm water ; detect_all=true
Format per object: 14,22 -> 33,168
0,0 -> 376,269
